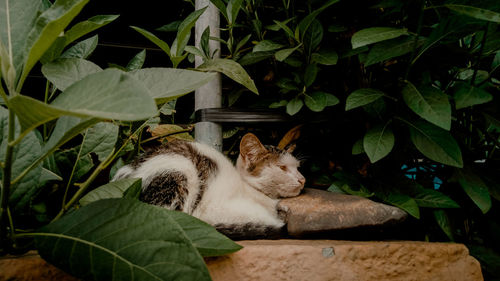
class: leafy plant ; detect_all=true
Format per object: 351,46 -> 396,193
0,0 -> 240,279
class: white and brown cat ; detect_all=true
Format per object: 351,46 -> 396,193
113,133 -> 305,238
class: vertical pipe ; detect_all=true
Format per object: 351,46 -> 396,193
195,0 -> 222,151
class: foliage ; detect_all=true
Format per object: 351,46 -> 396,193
0,0 -> 240,280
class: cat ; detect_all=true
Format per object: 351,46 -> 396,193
112,133 -> 305,239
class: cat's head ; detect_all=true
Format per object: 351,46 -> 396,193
236,133 -> 305,198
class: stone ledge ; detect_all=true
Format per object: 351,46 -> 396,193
206,240 -> 483,281
0,240 -> 483,281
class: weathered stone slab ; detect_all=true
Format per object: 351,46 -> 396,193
278,188 -> 407,236
206,240 -> 483,281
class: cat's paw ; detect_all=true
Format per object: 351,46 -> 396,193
277,203 -> 289,222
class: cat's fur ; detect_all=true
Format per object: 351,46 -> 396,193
113,133 -> 305,238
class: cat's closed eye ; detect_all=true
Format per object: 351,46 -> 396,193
279,165 -> 287,171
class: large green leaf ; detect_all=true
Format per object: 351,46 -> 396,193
402,82 -> 451,131
363,121 -> 394,163
35,199 -> 241,280
351,27 -> 408,49
408,120 -> 463,168
60,34 -> 98,59
345,88 -> 386,111
197,58 -> 259,94
130,68 -> 217,103
131,26 -> 171,57
126,49 -> 146,71
413,188 -> 460,208
286,97 -> 303,115
174,7 -> 207,57
9,69 -> 157,134
227,0 -> 244,25
79,178 -> 142,206
453,82 -> 493,110
433,210 -> 454,241
303,20 -> 323,54
365,36 -> 425,66
445,4 -> 500,23
381,192 -> 420,219
64,14 -> 119,46
0,0 -> 41,78
42,58 -> 102,91
0,107 -> 43,211
80,122 -> 118,161
455,168 -> 492,214
305,91 -> 338,112
18,0 -> 89,91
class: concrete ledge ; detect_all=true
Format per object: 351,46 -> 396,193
206,240 -> 483,281
0,240 -> 483,281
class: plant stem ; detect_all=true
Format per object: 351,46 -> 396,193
61,130 -> 88,209
0,111 -> 16,248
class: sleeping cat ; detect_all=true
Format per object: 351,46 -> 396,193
113,133 -> 305,238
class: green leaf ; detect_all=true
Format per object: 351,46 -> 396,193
64,15 -> 119,46
123,179 -> 143,200
43,116 -> 99,155
227,0 -> 244,24
382,193 -> 420,219
363,121 -> 394,163
269,100 -> 288,108
365,36 -> 425,66
351,27 -> 408,49
156,20 -> 181,32
445,4 -> 500,23
42,58 -> 103,91
408,120 -> 463,168
311,49 -> 338,65
297,0 -> 339,39
272,20 -> 295,39
130,68 -> 217,103
303,20 -> 323,53
492,51 -> 500,70
402,82 -> 451,131
455,168 -> 492,214
305,91 -> 330,112
453,82 -> 493,110
10,69 -> 157,134
73,154 -> 92,181
304,64 -> 318,87
80,122 -> 118,161
275,44 -> 302,62
60,34 -> 98,59
185,46 -> 206,59
340,183 -> 374,198
238,51 -> 274,66
79,178 -> 142,206
126,49 -> 146,71
413,188 -> 460,208
286,97 -> 303,115
325,93 -> 340,106
0,0 -> 41,77
131,26 -> 171,57
345,88 -> 386,110
433,210 -> 454,241
35,199 -> 240,280
253,40 -> 284,52
175,7 -> 207,57
352,138 -> 364,155
0,107 -> 43,211
197,58 -> 259,94
208,0 -> 228,21
19,0 -> 90,91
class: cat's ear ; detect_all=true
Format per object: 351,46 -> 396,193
240,133 -> 268,162
285,143 -> 296,153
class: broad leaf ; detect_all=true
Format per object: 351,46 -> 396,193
304,64 -> 318,87
35,199 -> 241,280
286,97 -> 303,115
408,120 -> 463,168
311,49 -> 338,65
351,27 -> 408,49
402,82 -> 451,130
365,36 -> 425,66
445,4 -> 500,23
253,40 -> 284,52
197,58 -> 259,94
275,44 -> 302,62
19,0 -> 90,90
64,15 -> 119,46
10,69 -> 157,134
126,50 -> 146,71
455,168 -> 492,214
80,122 -> 118,161
175,7 -> 207,57
413,188 -> 460,208
60,34 -> 98,59
79,178 -> 142,206
130,68 -> 217,103
345,88 -> 385,110
433,210 -> 454,241
131,26 -> 171,57
303,20 -> 323,53
0,0 -> 41,77
340,183 -> 374,198
382,193 -> 420,219
453,82 -> 493,110
352,138 -> 364,155
42,58 -> 103,91
363,121 -> 394,163
304,91 -> 338,112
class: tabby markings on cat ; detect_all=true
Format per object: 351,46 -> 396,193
113,133 -> 305,238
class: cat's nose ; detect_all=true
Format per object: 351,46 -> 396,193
298,176 -> 305,185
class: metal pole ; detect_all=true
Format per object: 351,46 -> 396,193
195,0 -> 222,151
